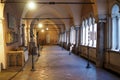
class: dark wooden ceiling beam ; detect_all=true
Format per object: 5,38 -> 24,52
36,2 -> 95,4
1,0 -> 95,4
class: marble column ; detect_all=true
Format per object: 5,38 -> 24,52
96,19 -> 106,67
63,32 -> 65,48
75,26 -> 80,46
59,33 -> 62,46
75,26 -> 80,54
67,30 -> 71,50
65,31 -> 67,49
79,25 -> 82,55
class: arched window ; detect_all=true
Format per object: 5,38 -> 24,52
91,18 -> 97,47
93,22 -> 97,47
81,21 -> 85,45
85,19 -> 89,46
81,17 -> 97,47
81,19 -> 89,46
111,4 -> 120,51
88,18 -> 92,46
70,27 -> 76,44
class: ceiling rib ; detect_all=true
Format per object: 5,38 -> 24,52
22,18 -> 72,20
31,24 -> 64,25
1,0 -> 94,4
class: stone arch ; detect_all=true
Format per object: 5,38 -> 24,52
90,0 -> 98,20
20,1 -> 74,35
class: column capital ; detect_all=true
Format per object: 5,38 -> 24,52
22,24 -> 25,27
0,18 -> 3,20
0,17 -> 4,23
66,30 -> 70,33
0,19 -> 2,23
63,32 -> 65,34
98,19 -> 107,23
60,32 -> 64,34
75,26 -> 80,30
74,25 -> 80,27
98,14 -> 107,23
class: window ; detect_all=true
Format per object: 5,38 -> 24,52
88,22 -> 93,46
70,27 -> 76,44
85,20 -> 89,46
81,18 -> 97,47
111,4 -> 120,51
81,21 -> 85,45
93,23 -> 97,47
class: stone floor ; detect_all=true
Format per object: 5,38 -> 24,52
0,45 -> 120,80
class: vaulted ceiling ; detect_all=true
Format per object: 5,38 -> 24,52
3,0 -> 109,32
20,0 -> 84,31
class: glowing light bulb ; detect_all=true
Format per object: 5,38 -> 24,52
38,23 -> 43,28
46,28 -> 49,30
27,1 -> 36,10
41,29 -> 44,32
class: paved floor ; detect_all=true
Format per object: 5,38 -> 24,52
0,45 -> 120,80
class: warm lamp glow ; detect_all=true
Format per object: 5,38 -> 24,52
41,29 -> 45,32
38,23 -> 43,28
46,28 -> 49,30
27,1 -> 36,10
